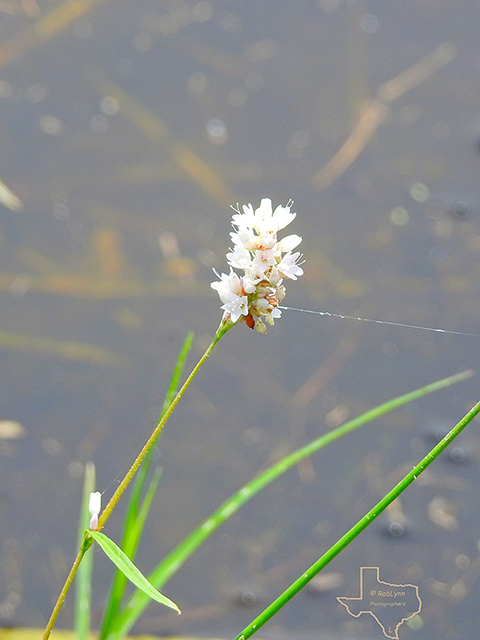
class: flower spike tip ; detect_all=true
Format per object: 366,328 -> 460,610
88,491 -> 101,530
211,198 -> 303,333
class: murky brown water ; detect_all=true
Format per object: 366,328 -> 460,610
1,1 -> 480,638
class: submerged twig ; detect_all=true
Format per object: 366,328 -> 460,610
312,42 -> 457,189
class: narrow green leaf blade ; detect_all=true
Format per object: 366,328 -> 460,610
233,394 -> 480,640
88,531 -> 180,613
75,462 -> 96,640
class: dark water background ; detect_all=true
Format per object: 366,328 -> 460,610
1,1 -> 480,639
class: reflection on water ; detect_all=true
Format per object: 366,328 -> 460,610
1,1 -> 480,638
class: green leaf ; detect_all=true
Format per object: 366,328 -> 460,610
99,468 -> 163,639
88,531 -> 180,613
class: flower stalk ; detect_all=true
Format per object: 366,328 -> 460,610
42,198 -> 303,640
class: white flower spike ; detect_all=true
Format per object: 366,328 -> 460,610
211,198 -> 303,333
88,491 -> 102,530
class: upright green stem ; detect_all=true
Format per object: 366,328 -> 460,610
97,325 -> 227,529
42,320 -> 232,640
42,534 -> 93,640
234,396 -> 480,640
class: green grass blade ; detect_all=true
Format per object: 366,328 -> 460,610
89,531 -> 180,613
161,331 -> 196,415
99,333 -> 193,638
126,466 -> 163,555
109,369 -> 473,638
74,462 -> 96,640
234,394 -> 480,640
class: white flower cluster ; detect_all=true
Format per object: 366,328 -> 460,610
211,198 -> 303,333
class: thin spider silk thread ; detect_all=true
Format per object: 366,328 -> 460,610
278,306 -> 480,338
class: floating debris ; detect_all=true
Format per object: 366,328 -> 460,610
428,496 -> 458,531
0,178 -> 23,212
312,42 -> 456,189
0,420 -> 26,440
384,521 -> 406,538
447,447 -> 470,464
382,498 -> 409,539
306,571 -> 344,595
229,586 -> 264,608
91,227 -> 125,278
0,273 -> 200,299
0,330 -> 125,365
96,80 -> 238,207
449,200 -> 474,220
0,0 -> 114,68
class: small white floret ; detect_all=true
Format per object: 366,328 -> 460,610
277,251 -> 304,280
221,292 -> 249,323
88,491 -> 102,530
